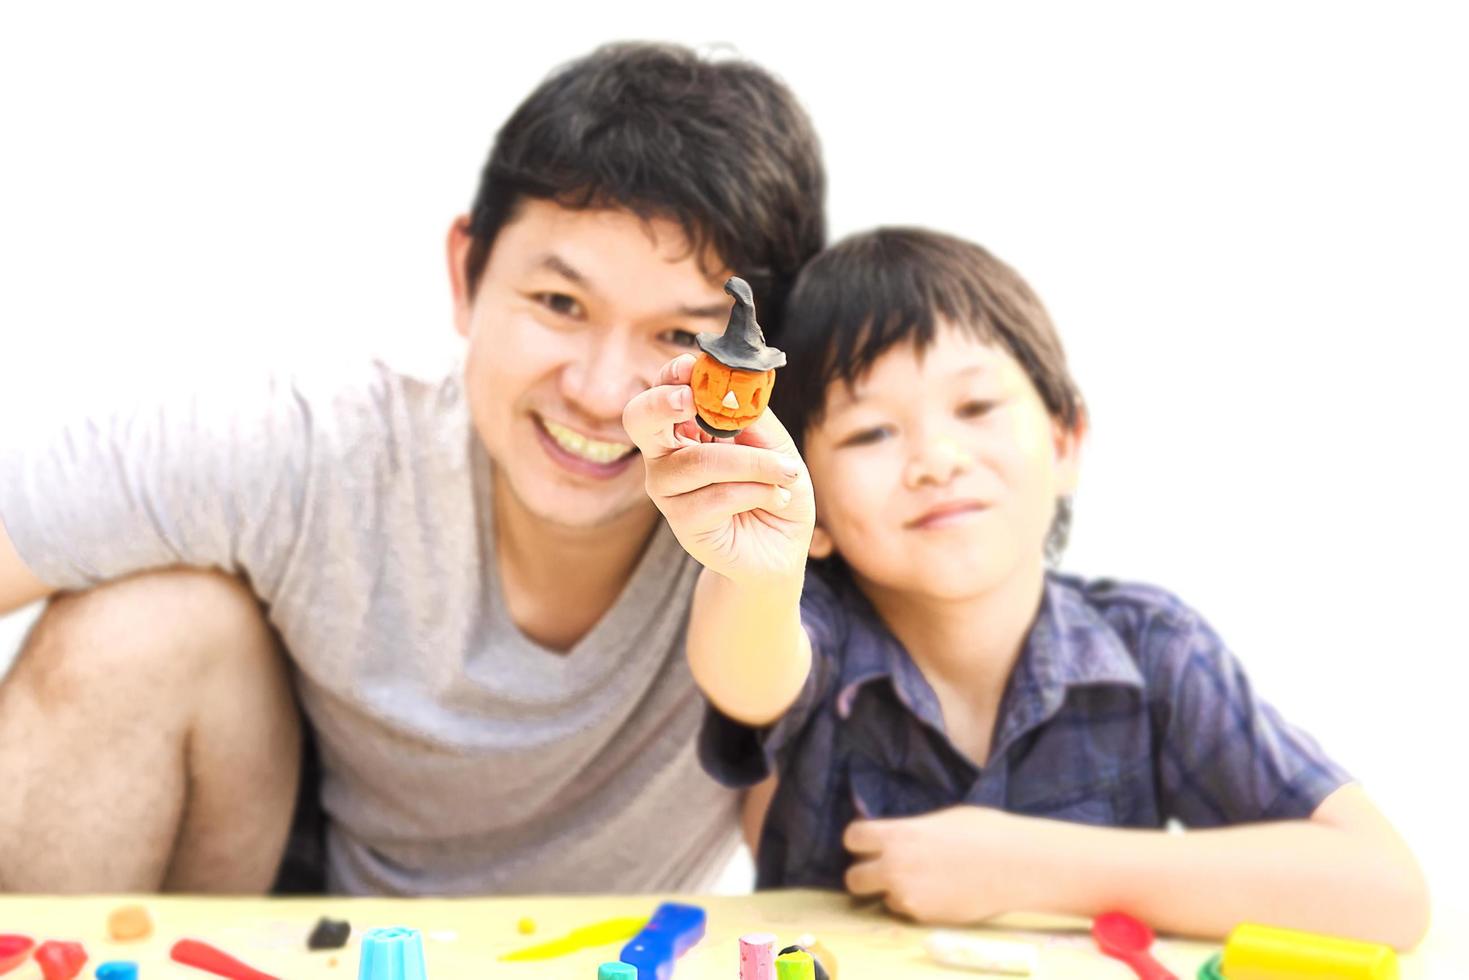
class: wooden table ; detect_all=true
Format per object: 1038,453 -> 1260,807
0,890 -> 1459,979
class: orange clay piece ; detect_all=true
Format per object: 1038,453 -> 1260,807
107,905 -> 153,942
690,353 -> 775,435
809,940 -> 838,979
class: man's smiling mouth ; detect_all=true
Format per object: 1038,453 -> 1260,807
538,416 -> 638,465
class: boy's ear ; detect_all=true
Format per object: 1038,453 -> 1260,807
1052,408 -> 1088,497
810,524 -> 835,561
446,215 -> 476,339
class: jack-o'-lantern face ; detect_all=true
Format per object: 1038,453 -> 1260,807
690,352 -> 776,434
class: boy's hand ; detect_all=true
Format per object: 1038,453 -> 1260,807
623,354 -> 815,587
844,806 -> 1055,924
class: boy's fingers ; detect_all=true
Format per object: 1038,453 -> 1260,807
883,891 -> 918,921
622,383 -> 696,461
649,442 -> 802,498
844,857 -> 888,897
843,819 -> 887,856
661,482 -> 794,532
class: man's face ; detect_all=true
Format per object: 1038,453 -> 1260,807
450,200 -> 732,530
803,323 -> 1082,601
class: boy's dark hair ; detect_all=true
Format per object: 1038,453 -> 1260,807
771,227 -> 1085,560
463,42 -> 827,334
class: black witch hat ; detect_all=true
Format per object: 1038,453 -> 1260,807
696,277 -> 786,372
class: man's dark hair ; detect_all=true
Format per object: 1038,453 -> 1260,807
771,227 -> 1085,561
463,42 -> 826,334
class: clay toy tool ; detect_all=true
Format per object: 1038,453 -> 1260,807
499,916 -> 648,962
1092,912 -> 1177,980
618,903 -> 706,980
170,939 -> 278,980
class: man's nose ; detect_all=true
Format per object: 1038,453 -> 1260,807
903,433 -> 975,489
561,331 -> 648,424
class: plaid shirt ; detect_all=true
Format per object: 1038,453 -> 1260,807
701,570 -> 1351,889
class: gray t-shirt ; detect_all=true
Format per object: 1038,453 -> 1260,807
0,357 -> 741,895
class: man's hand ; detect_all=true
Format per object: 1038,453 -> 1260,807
844,806 -> 1053,925
622,353 -> 815,587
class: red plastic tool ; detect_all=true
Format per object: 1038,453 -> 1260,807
0,936 -> 35,976
1092,911 -> 1177,980
33,941 -> 88,980
171,939 -> 279,980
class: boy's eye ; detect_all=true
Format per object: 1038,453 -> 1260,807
838,426 -> 891,448
535,292 -> 585,318
658,328 -> 701,349
958,400 -> 997,419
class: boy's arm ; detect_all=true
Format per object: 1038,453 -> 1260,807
687,566 -> 810,725
846,607 -> 1428,948
844,785 -> 1428,949
623,354 -> 816,725
1084,783 -> 1429,947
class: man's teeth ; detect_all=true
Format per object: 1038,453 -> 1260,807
541,417 -> 634,464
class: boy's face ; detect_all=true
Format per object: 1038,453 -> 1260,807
448,200 -> 733,530
803,323 -> 1082,601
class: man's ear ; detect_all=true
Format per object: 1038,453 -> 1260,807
446,216 -> 476,339
810,525 -> 835,560
1053,407 -> 1088,497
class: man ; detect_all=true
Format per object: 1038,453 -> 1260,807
0,41 -> 825,895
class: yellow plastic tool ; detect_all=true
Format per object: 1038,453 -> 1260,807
1222,923 -> 1399,979
498,915 -> 649,962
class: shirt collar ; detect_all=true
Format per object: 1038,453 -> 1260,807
833,573 -> 1145,742
989,573 -> 1145,753
832,583 -> 940,723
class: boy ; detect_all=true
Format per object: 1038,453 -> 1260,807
622,228 -> 1429,946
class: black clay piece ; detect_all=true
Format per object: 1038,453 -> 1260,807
779,944 -> 830,980
696,277 -> 786,372
307,916 -> 351,950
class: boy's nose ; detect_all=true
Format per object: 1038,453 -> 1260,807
904,435 -> 974,488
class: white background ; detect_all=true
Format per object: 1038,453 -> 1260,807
2,2 -> 1466,913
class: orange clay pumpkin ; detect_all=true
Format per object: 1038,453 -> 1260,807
690,352 -> 776,435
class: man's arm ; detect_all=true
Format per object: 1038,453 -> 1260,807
844,784 -> 1430,949
0,517 -> 53,614
0,372 -> 314,617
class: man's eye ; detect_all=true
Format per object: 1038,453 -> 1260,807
659,328 -> 700,349
839,426 -> 890,448
958,400 -> 996,419
536,292 -> 584,318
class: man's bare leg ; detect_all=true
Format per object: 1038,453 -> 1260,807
0,569 -> 301,893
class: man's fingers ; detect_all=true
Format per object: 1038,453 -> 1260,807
648,442 -> 801,498
660,482 -> 794,533
658,352 -> 698,386
844,857 -> 888,897
622,382 -> 696,461
674,417 -> 711,444
731,404 -> 799,455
